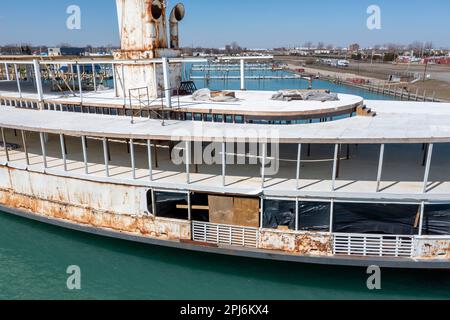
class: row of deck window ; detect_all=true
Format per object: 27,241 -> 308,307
147,190 -> 450,236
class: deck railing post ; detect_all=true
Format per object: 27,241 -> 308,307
162,57 -> 171,108
1,128 -> 9,162
147,140 -> 153,181
376,144 -> 385,192
92,63 -> 97,92
81,136 -> 88,174
39,132 -> 47,168
296,143 -> 302,190
240,59 -> 245,90
103,138 -> 109,177
121,63 -> 126,106
423,143 -> 434,193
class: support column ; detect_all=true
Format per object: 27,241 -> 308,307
121,63 -> 126,106
112,63 -> 118,97
39,132 -> 47,168
221,141 -> 226,187
103,138 -> 109,177
81,136 -> 88,174
295,198 -> 299,231
4,63 -> 10,81
32,60 -> 44,109
76,63 -> 83,103
21,130 -> 29,166
185,141 -> 190,184
130,139 -> 136,179
1,128 -> 9,162
418,202 -> 425,236
296,144 -> 302,190
60,134 -> 67,171
14,64 -> 22,98
261,142 -> 267,189
331,144 -> 339,191
329,200 -> 334,233
162,58 -> 171,108
147,140 -> 153,181
423,143 -> 434,193
376,144 -> 385,192
92,64 -> 97,92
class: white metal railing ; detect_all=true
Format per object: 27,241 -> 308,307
333,233 -> 414,258
192,221 -> 259,248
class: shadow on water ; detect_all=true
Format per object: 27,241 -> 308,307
0,212 -> 449,300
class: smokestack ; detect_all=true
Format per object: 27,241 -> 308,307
169,3 -> 185,49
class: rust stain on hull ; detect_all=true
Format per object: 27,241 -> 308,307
259,230 -> 332,256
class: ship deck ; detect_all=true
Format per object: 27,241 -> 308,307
1,101 -> 450,201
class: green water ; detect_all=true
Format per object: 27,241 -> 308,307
0,212 -> 449,300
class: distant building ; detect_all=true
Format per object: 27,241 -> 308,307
48,47 -> 85,57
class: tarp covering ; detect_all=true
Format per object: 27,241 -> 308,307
333,203 -> 420,235
297,202 -> 331,232
263,200 -> 296,230
192,88 -> 239,102
271,90 -> 339,102
422,205 -> 450,235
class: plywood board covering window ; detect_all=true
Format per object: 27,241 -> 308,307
208,196 -> 259,228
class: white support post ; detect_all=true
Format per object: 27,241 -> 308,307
76,63 -> 83,103
4,63 -> 10,81
162,57 -> 171,108
103,138 -> 109,177
418,202 -> 425,236
14,64 -> 22,98
221,141 -> 226,186
92,64 -> 97,92
81,136 -> 88,174
112,63 -> 118,97
39,132 -> 47,168
295,197 -> 299,231
329,200 -> 334,233
376,144 -> 385,192
261,142 -> 267,189
147,140 -> 153,181
240,59 -> 245,90
121,63 -> 126,106
32,60 -> 44,109
260,197 -> 264,229
1,127 -> 9,162
331,144 -> 339,191
130,139 -> 136,179
187,192 -> 192,221
423,143 -> 434,193
296,143 -> 302,190
185,141 -> 190,184
60,134 -> 67,171
21,130 -> 29,166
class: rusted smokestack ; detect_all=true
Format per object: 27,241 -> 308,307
169,3 -> 185,49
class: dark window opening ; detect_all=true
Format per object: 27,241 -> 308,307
263,199 -> 296,230
190,193 -> 209,222
333,203 -> 420,235
146,189 -> 153,214
298,202 -> 331,232
422,205 -> 450,235
154,191 -> 188,220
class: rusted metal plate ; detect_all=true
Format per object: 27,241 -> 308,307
259,230 -> 332,256
415,237 -> 450,259
0,165 -> 190,241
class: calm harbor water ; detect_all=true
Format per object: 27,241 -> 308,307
1,74 -> 449,300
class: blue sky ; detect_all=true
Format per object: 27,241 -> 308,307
0,0 -> 449,48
